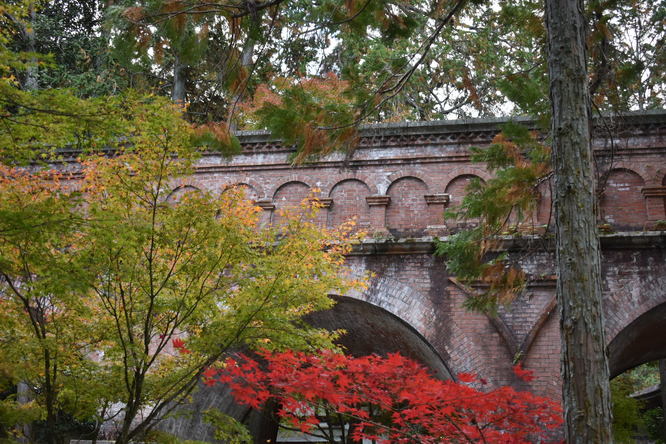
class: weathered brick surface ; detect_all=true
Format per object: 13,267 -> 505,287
386,176 -> 429,234
600,169 -> 647,228
175,112 -> 666,399
328,179 -> 371,229
187,114 -> 666,235
153,113 -> 666,441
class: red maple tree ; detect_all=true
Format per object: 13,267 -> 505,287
204,350 -> 563,443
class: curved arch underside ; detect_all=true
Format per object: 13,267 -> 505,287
608,302 -> 666,378
160,296 -> 451,442
306,296 -> 453,380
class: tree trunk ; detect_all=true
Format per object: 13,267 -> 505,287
544,0 -> 614,442
43,350 -> 59,444
172,54 -> 186,104
95,0 -> 115,74
16,382 -> 33,443
659,359 -> 666,441
23,6 -> 39,91
227,37 -> 255,131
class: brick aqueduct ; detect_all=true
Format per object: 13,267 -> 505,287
163,111 -> 666,440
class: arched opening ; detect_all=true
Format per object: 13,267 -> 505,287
262,296 -> 453,443
221,183 -> 259,202
272,181 -> 311,225
609,303 -> 666,378
306,296 -> 452,380
444,174 -> 483,231
608,303 -> 666,442
160,297 -> 452,443
166,185 -> 201,203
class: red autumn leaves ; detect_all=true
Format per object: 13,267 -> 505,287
172,338 -> 191,354
204,349 -> 563,443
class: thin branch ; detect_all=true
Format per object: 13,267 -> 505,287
318,0 -> 469,131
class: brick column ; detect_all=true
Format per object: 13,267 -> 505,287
641,187 -> 666,226
255,198 -> 275,227
366,195 -> 390,235
424,193 -> 450,236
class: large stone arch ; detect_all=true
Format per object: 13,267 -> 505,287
160,280 -> 462,443
608,303 -> 666,378
306,295 -> 453,380
340,273 -> 490,380
603,243 -> 666,377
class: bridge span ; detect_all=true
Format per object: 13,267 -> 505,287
162,111 -> 666,441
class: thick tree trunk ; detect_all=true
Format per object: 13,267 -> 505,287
659,359 -> 666,441
544,0 -> 614,442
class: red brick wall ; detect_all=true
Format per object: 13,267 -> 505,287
663,175 -> 666,219
272,181 -> 310,225
221,183 -> 259,202
328,179 -> 371,230
445,174 -> 482,229
600,168 -> 647,228
386,177 -> 428,232
161,114 -> 666,398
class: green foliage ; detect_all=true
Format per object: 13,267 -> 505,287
0,4 -> 363,441
72,122 -> 362,440
435,123 -> 550,312
435,228 -> 486,281
190,122 -> 242,155
611,362 -> 665,443
611,374 -> 645,443
0,395 -> 41,442
0,125 -> 363,441
2,0 -> 666,439
246,75 -> 359,162
204,409 -> 252,444
28,0 -> 126,96
644,407 -> 665,443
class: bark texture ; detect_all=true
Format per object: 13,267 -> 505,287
544,0 -> 614,442
172,54 -> 186,104
659,359 -> 666,441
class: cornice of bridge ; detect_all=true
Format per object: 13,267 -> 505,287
348,231 -> 666,256
230,109 -> 666,156
47,110 -> 666,166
